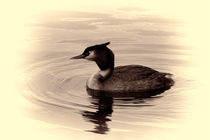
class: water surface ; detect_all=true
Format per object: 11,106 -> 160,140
19,9 -> 209,139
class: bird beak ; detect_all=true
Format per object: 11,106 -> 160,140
70,54 -> 85,59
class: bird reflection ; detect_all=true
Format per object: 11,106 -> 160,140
82,86 -> 169,134
82,97 -> 113,134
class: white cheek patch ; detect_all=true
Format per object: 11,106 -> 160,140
85,51 -> 95,60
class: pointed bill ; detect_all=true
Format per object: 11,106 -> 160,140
70,54 -> 85,59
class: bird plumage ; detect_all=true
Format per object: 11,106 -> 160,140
71,42 -> 174,97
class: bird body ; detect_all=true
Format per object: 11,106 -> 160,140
71,42 -> 174,97
87,65 -> 172,91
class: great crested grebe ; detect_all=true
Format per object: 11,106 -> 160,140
71,42 -> 174,97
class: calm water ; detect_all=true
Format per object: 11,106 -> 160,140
18,10 -> 209,139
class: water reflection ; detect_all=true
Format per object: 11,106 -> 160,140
82,97 -> 113,134
82,87 -> 168,134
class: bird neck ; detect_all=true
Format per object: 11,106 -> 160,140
94,47 -> 114,81
95,59 -> 114,81
95,49 -> 114,72
98,68 -> 113,82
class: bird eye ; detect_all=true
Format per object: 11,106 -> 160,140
86,51 -> 90,55
84,51 -> 90,56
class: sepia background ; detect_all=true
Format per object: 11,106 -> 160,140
0,0 -> 210,140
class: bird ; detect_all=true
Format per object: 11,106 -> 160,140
71,42 -> 174,97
